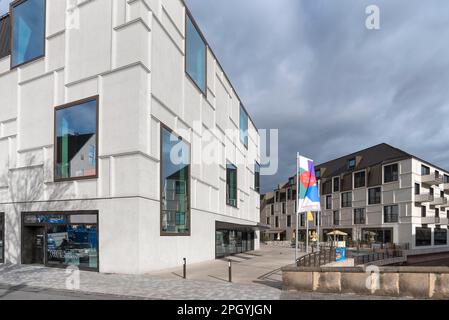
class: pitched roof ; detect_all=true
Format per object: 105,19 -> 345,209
315,143 -> 411,178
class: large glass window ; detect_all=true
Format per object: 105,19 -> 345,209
55,98 -> 98,181
240,105 -> 249,148
161,126 -> 190,235
416,227 -> 431,247
11,0 -> 45,68
354,171 -> 366,188
384,163 -> 398,183
46,224 -> 98,270
254,162 -> 260,193
368,187 -> 381,205
434,228 -> 447,246
185,13 -> 206,94
22,212 -> 98,271
354,208 -> 366,224
226,162 -> 237,207
384,205 -> 399,223
341,192 -> 352,208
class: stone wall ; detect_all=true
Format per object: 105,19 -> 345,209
282,265 -> 449,299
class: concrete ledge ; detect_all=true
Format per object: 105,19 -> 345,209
282,265 -> 449,299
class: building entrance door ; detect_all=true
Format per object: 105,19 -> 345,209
22,226 -> 45,265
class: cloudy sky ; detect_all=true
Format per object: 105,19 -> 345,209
187,0 -> 449,193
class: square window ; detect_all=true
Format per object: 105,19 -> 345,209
368,187 -> 381,205
384,164 -> 398,183
55,97 -> 98,181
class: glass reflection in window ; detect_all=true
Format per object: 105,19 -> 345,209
161,127 -> 190,235
226,162 -> 237,207
11,0 -> 45,67
185,13 -> 206,93
46,224 -> 98,269
55,98 -> 97,180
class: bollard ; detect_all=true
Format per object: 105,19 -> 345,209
228,260 -> 232,283
183,258 -> 186,279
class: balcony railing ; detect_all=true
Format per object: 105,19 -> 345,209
422,217 -> 439,224
430,197 -> 448,206
415,194 -> 434,203
422,173 -> 443,186
444,183 -> 449,191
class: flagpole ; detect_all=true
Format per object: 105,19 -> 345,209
295,152 -> 299,264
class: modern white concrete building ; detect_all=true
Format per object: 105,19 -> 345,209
262,144 -> 449,253
0,0 -> 261,274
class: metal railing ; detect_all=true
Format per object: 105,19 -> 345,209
353,249 -> 404,265
296,246 -> 337,267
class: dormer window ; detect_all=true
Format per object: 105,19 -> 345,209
347,158 -> 356,171
315,169 -> 321,179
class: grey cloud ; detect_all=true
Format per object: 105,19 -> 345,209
187,0 -> 449,193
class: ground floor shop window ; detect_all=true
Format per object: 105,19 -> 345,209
22,212 -> 98,271
215,229 -> 255,258
362,228 -> 392,244
416,227 -> 431,247
434,228 -> 447,246
0,213 -> 4,263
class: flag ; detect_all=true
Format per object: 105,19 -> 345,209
308,211 -> 314,221
297,155 -> 321,212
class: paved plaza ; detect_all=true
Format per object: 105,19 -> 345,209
0,245 -> 411,300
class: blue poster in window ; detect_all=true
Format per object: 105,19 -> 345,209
336,247 -> 346,262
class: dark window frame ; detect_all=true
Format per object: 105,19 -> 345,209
341,192 -> 352,208
354,170 -> 366,189
421,165 -> 430,176
347,158 -> 356,171
415,227 -> 431,247
226,161 -> 238,208
21,210 -> 99,272
10,0 -> 47,70
384,205 -> 399,223
421,206 -> 426,218
415,183 -> 420,195
326,195 -> 332,210
184,8 -> 207,96
368,187 -> 381,205
354,208 -> 366,225
383,163 -> 399,183
254,162 -> 260,194
53,96 -> 99,183
287,215 -> 292,227
333,210 -> 340,226
434,228 -> 447,246
160,123 -> 192,237
333,176 -> 340,192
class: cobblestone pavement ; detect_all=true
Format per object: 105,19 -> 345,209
0,263 -> 414,300
0,264 -> 282,300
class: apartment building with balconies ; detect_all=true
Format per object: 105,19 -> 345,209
0,0 -> 261,274
262,144 -> 449,252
